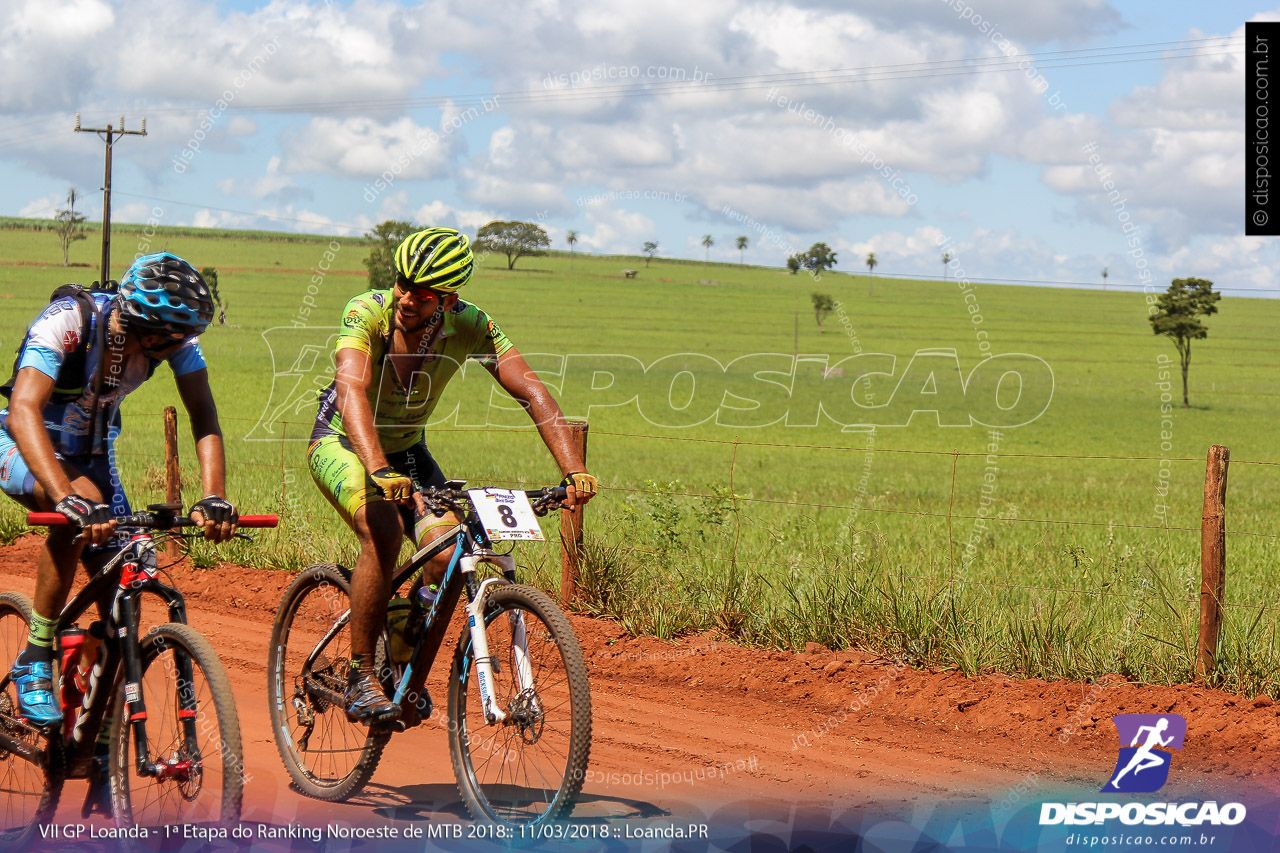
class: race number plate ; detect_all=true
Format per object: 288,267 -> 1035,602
469,488 -> 545,541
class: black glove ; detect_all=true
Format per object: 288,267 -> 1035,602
191,495 -> 237,526
55,495 -> 112,528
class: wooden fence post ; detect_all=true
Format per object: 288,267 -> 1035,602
1196,444 -> 1229,681
163,406 -> 181,559
559,421 -> 588,605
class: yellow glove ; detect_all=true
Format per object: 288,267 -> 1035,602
561,472 -> 598,500
370,467 -> 413,502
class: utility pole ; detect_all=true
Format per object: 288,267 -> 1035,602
75,114 -> 146,287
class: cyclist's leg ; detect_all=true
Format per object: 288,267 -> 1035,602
394,441 -> 461,589
308,434 -> 401,723
0,431 -> 104,724
80,447 -> 130,617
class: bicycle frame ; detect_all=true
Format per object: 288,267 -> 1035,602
0,532 -> 198,780
301,501 -> 536,728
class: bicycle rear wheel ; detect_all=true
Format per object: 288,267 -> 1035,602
447,584 -> 591,827
110,622 -> 242,828
266,564 -> 390,801
0,592 -> 62,846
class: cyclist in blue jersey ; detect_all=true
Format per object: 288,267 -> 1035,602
0,253 -> 237,813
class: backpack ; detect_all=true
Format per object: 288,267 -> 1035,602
0,281 -> 117,403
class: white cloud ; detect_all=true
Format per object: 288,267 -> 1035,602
0,0 -> 113,111
216,156 -> 305,200
190,207 -> 258,230
573,207 -> 656,254
0,0 -> 1256,294
227,116 -> 258,137
18,192 -> 65,219
362,191 -> 494,235
282,116 -> 454,179
412,200 -> 496,234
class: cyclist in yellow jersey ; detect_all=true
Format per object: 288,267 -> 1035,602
308,227 -> 597,724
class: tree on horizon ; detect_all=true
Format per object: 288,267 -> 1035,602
475,220 -> 551,270
800,243 -> 837,276
54,187 -> 87,266
811,292 -> 835,331
362,219 -> 418,289
1149,277 -> 1221,408
643,241 -> 659,267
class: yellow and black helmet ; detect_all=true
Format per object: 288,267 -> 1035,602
393,227 -> 474,292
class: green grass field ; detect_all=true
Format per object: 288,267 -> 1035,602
2,223 -> 1278,693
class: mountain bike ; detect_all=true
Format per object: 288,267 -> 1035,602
0,504 -> 277,846
267,482 -> 592,828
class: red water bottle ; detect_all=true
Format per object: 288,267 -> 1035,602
59,626 -> 87,730
74,621 -> 107,695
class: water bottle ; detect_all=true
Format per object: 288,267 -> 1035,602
59,626 -> 87,729
386,598 -> 413,664
417,584 -> 439,612
73,621 -> 107,695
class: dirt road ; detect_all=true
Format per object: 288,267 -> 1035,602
1,535 -> 1275,851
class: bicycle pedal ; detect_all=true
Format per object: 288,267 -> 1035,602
375,718 -> 407,733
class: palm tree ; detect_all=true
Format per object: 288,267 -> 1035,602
865,251 -> 877,297
702,234 -> 714,262
942,251 -> 952,281
736,235 -> 748,264
1102,266 -> 1108,291
566,230 -> 579,268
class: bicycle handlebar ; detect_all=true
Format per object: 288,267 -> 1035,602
419,485 -> 572,517
26,512 -> 279,529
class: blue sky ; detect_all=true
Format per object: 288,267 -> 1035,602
0,0 -> 1270,292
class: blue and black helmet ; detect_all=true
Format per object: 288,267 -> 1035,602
117,252 -> 214,337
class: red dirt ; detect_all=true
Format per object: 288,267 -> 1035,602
0,533 -> 1274,838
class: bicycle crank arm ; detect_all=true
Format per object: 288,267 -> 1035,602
0,726 -> 46,764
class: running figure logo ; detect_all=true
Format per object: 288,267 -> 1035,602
1103,714 -> 1186,793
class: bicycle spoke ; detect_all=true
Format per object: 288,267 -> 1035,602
0,596 -> 57,843
451,587 -> 589,826
268,566 -> 388,800
116,625 -> 239,828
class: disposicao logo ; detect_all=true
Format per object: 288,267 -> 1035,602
1104,713 -> 1185,793
1039,713 -> 1247,828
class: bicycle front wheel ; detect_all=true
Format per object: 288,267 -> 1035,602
0,591 -> 62,847
448,584 -> 591,827
110,622 -> 242,828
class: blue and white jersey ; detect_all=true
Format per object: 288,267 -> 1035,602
0,293 -> 206,456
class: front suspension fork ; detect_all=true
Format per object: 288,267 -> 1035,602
462,555 -> 535,724
116,594 -> 201,778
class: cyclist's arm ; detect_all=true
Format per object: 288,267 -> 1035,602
174,368 -> 228,501
333,347 -> 390,473
485,346 -> 592,506
6,366 -> 76,504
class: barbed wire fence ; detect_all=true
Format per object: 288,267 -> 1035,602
133,409 -> 1277,682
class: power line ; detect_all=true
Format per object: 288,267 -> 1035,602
74,114 -> 147,283
68,37 -> 1241,118
110,190 -> 367,233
